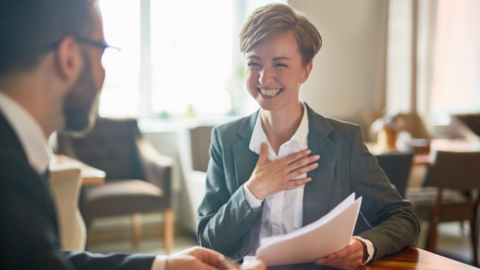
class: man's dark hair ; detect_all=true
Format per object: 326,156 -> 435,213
0,0 -> 94,78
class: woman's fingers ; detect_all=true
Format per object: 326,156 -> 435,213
286,162 -> 318,180
315,239 -> 364,270
284,177 -> 312,189
286,154 -> 319,173
249,148 -> 319,198
283,149 -> 311,165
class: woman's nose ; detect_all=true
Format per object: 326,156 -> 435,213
259,67 -> 274,86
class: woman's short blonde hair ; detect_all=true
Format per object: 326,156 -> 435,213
239,3 -> 322,66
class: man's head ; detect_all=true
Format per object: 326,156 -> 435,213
239,3 -> 322,67
0,0 -> 106,136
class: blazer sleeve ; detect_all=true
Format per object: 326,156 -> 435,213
196,127 -> 262,260
0,159 -> 156,270
64,251 -> 155,270
349,126 -> 420,261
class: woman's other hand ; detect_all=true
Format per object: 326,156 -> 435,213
315,238 -> 365,270
246,143 -> 319,200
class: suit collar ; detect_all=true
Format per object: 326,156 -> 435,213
248,102 -> 309,155
236,109 -> 259,143
236,103 -> 334,140
0,110 -> 28,163
304,103 -> 333,138
0,92 -> 51,174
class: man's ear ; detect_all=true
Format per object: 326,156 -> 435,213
300,61 -> 313,84
54,36 -> 83,84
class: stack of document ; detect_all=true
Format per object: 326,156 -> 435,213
255,193 -> 362,266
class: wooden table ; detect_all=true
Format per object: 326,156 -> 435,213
268,247 -> 478,270
50,154 -> 106,185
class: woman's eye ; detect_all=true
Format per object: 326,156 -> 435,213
275,63 -> 287,67
248,62 -> 259,67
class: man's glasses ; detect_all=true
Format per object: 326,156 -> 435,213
76,38 -> 120,52
44,37 -> 121,70
76,38 -> 121,70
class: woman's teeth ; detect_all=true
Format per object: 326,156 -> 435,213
259,88 -> 281,96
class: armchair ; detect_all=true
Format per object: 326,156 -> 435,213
56,118 -> 175,253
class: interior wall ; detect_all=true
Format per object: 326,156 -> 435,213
289,0 -> 388,133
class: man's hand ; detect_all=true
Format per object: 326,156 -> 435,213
165,246 -> 266,270
247,143 -> 319,200
166,247 -> 226,270
315,238 -> 365,270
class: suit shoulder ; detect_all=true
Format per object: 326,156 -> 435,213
213,115 -> 249,133
327,117 -> 359,132
212,114 -> 254,140
312,111 -> 359,133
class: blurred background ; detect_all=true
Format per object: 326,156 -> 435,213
50,0 -> 480,267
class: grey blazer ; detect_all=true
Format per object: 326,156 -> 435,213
197,104 -> 420,262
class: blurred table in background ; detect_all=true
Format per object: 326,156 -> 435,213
412,139 -> 480,165
51,154 -> 106,185
268,247 -> 478,270
367,139 -> 480,165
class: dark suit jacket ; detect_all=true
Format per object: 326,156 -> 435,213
197,104 -> 420,262
0,112 -> 155,270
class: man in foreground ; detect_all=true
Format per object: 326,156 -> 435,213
0,0 -> 265,269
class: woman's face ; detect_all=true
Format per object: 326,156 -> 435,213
245,31 -> 312,112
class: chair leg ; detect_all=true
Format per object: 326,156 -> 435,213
164,209 -> 174,255
470,217 -> 479,267
427,219 -> 438,253
132,213 -> 142,247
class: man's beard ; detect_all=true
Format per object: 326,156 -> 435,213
61,52 -> 100,137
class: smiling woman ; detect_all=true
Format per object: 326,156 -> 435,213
196,3 -> 420,269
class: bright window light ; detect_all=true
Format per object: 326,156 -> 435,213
98,0 -> 233,118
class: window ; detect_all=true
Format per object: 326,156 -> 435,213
430,0 -> 480,115
98,0 -> 234,118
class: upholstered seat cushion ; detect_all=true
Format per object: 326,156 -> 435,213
83,180 -> 166,219
406,187 -> 472,222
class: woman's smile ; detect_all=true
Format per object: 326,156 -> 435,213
258,88 -> 283,97
245,31 -> 312,112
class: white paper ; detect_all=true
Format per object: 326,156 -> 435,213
255,193 -> 362,266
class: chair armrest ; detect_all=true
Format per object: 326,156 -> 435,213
136,137 -> 174,205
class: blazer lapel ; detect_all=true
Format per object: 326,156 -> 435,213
303,104 -> 337,226
232,110 -> 260,188
231,110 -> 262,251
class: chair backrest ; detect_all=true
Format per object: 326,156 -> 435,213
49,165 -> 86,252
427,151 -> 480,190
376,152 -> 414,198
189,126 -> 213,172
57,118 -> 144,181
177,126 -> 212,234
454,114 -> 480,137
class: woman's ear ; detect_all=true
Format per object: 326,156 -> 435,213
300,61 -> 313,84
54,36 -> 83,85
